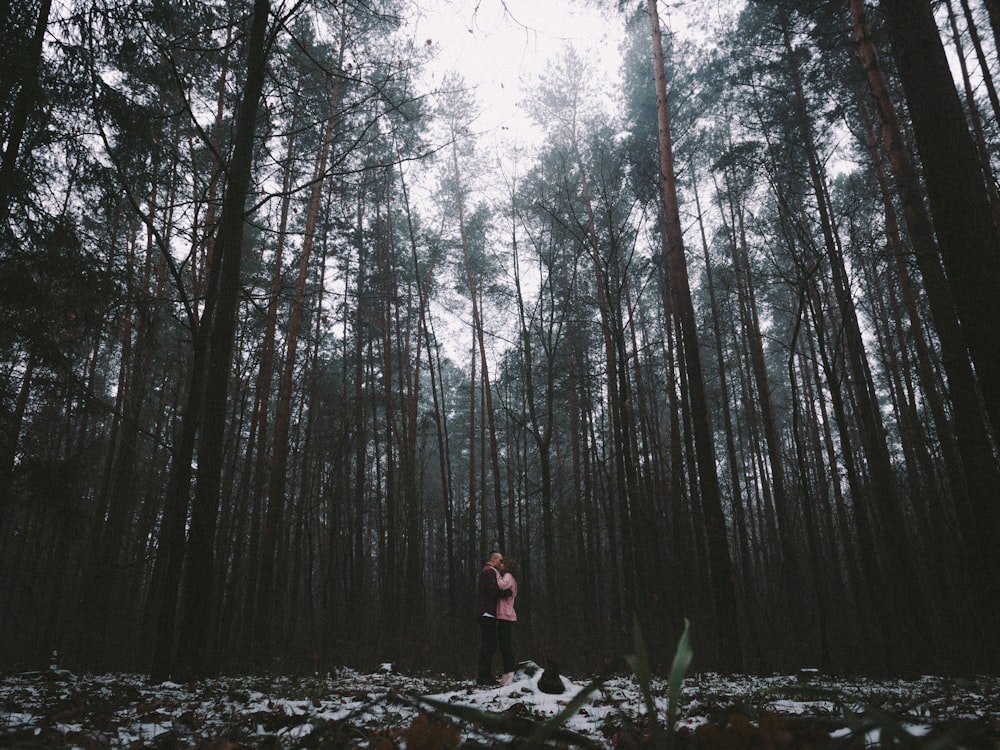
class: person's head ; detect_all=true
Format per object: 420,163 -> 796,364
500,558 -> 518,577
486,550 -> 503,568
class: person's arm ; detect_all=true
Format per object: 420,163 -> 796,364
481,567 -> 502,597
492,568 -> 514,598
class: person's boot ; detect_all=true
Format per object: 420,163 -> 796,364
499,672 -> 513,687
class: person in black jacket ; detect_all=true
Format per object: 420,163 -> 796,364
476,550 -> 512,686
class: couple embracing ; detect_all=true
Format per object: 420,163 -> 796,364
476,550 -> 519,686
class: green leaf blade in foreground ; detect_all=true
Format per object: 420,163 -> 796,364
666,618 -> 693,750
626,613 -> 667,749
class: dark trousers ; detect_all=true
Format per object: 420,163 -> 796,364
478,616 -> 498,683
497,619 -> 514,673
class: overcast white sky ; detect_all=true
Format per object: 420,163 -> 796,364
403,0 -> 627,143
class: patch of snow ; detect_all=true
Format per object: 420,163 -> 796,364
768,698 -> 836,714
279,721 -> 314,739
2,712 -> 35,728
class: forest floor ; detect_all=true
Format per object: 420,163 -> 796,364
1,664 -> 999,748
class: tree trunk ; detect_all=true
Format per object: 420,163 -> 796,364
854,0 -> 1000,667
0,355 -> 35,520
511,204 -> 559,608
578,160 -> 637,625
399,162 -> 456,610
0,0 -> 51,224
942,0 -> 1000,226
450,141 -> 505,553
257,73 -> 339,659
646,0 -> 740,671
704,158 -> 766,669
175,0 -> 272,678
957,0 -> 1000,137
784,16 -> 928,668
879,0 -> 1000,439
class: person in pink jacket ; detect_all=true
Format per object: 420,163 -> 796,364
495,558 -> 518,686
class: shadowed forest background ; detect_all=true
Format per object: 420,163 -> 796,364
2,0 -> 999,682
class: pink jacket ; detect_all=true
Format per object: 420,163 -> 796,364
495,571 -> 517,621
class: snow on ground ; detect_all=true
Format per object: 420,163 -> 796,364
1,663 -> 999,747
